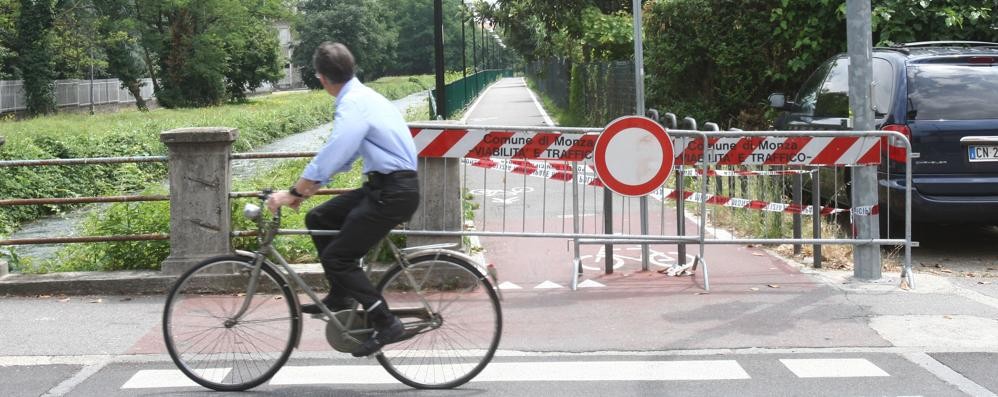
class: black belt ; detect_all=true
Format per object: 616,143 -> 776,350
366,170 -> 417,186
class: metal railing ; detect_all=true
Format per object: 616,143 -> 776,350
1,78 -> 155,114
0,150 -> 337,247
1,121 -> 915,291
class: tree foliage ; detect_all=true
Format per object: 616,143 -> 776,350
15,0 -> 58,116
292,0 -> 397,88
133,0 -> 286,107
488,0 -> 636,62
0,0 -> 19,79
390,0 -> 472,75
94,0 -> 148,110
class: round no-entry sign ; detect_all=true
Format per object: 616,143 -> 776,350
593,116 -> 674,197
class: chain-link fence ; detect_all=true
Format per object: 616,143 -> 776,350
525,59 -> 636,126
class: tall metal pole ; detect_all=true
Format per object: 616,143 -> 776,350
433,0 -> 447,119
633,0 -> 650,271
481,20 -> 487,70
471,17 -> 478,74
846,0 -> 882,279
461,9 -> 468,102
89,48 -> 95,115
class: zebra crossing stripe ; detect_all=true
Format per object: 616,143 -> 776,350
780,358 -> 890,378
120,358 -> 899,389
121,368 -> 230,389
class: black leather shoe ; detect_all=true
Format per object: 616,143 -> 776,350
301,295 -> 357,315
352,316 -> 404,357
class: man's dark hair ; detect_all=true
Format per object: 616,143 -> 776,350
313,42 -> 356,84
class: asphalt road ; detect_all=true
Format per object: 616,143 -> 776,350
4,79 -> 998,396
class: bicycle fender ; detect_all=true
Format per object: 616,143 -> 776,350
404,249 -> 488,277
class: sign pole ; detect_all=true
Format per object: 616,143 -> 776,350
633,0 -> 650,271
846,0 -> 882,280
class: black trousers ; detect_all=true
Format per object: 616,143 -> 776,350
304,171 -> 420,323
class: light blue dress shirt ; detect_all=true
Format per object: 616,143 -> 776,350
302,77 -> 419,185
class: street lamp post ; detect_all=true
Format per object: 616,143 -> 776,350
481,20 -> 487,70
433,0 -> 446,119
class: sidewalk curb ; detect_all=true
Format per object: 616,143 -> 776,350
0,267 -> 330,296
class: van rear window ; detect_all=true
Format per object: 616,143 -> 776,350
908,64 -> 998,120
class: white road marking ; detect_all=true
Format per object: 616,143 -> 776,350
534,280 -> 564,289
903,352 -> 998,397
121,368 -> 231,389
498,281 -> 522,290
520,77 -> 555,127
268,360 -> 750,385
780,358 -> 889,378
41,358 -> 110,397
577,279 -> 606,288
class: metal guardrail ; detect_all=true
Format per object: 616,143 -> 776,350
0,150 -> 343,247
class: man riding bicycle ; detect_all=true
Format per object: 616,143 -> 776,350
266,41 -> 420,358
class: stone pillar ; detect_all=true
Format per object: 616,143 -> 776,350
410,157 -> 463,248
159,127 -> 238,275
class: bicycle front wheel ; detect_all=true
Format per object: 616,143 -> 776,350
163,255 -> 299,391
376,253 -> 502,389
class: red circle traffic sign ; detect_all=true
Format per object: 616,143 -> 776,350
593,116 -> 674,197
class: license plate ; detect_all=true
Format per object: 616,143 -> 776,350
968,145 -> 998,162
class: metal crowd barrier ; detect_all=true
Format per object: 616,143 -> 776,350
404,122 -> 915,291
0,121 -> 915,292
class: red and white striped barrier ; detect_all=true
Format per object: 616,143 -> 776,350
653,188 -> 874,216
464,158 -> 878,216
671,135 -> 881,166
413,127 -> 881,166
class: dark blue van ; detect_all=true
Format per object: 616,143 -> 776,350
769,41 -> 998,230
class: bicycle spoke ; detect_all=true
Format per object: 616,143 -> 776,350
164,257 -> 297,391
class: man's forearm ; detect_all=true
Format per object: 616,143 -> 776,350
292,178 -> 322,198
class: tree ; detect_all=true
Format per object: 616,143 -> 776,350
487,0 -> 636,62
387,0 -> 467,75
94,0 -> 149,110
134,0 -> 286,107
216,0 -> 285,102
292,0 -> 397,88
15,0 -> 58,116
0,0 -> 18,79
49,0 -> 102,80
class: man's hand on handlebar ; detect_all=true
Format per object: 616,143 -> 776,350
266,191 -> 303,213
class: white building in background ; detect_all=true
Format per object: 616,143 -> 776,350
275,22 -> 304,90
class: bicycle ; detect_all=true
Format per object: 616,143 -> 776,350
162,190 -> 503,391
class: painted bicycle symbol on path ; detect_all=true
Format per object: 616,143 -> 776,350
470,187 -> 534,204
578,245 -> 697,271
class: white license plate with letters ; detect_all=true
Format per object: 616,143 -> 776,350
968,145 -> 998,162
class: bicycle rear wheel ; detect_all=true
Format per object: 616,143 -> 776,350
163,255 -> 299,391
375,253 -> 502,389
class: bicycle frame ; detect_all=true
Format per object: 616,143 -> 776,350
228,197 -> 439,349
